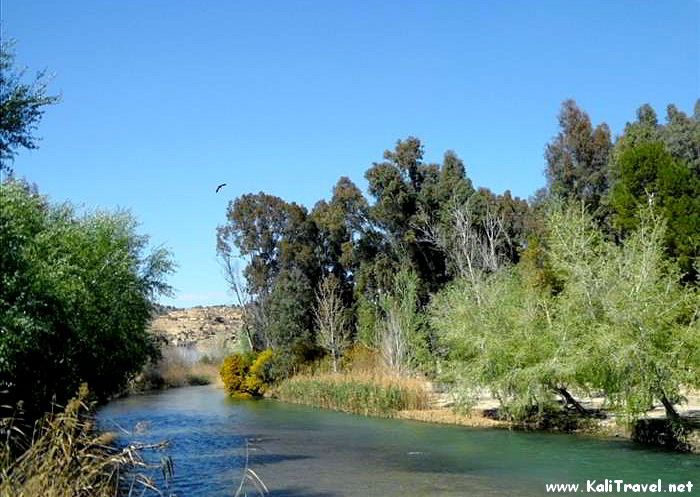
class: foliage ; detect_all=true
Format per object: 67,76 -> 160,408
355,294 -> 379,348
544,99 -> 612,218
265,268 -> 316,355
558,207 -> 699,421
0,40 -> 60,173
0,181 -> 173,422
430,268 -> 556,419
216,99 -> 699,434
608,142 -> 700,279
377,267 -> 430,374
431,202 -> 700,423
220,352 -> 255,397
220,350 -> 275,398
244,349 -> 275,394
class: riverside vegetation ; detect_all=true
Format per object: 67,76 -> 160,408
1,33 -> 699,497
0,42 -> 184,496
218,99 -> 700,450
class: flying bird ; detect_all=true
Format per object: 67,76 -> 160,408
216,183 -> 227,193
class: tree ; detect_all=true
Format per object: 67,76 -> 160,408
662,103 -> 700,174
0,40 -> 59,173
420,194 -> 510,290
265,267 -> 315,357
545,100 -> 612,217
548,203 -> 700,421
431,201 -> 699,423
312,176 -> 368,283
217,192 -> 321,352
378,267 -> 428,374
314,275 -> 351,372
608,142 -> 700,279
364,138 -> 476,293
217,192 -> 292,296
0,181 -> 173,421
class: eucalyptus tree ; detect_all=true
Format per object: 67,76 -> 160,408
544,99 -> 612,218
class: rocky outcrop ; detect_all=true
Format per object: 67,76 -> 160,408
149,305 -> 243,356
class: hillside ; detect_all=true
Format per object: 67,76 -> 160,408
149,305 -> 243,353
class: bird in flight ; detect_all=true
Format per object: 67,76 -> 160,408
216,183 -> 227,193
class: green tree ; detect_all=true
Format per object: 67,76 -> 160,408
217,192 -> 321,351
545,99 -> 612,217
608,142 -> 700,279
265,267 -> 316,360
0,41 -> 59,173
0,181 -> 173,421
662,103 -> 700,174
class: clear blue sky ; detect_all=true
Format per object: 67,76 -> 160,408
3,1 -> 698,307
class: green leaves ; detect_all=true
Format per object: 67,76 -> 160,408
431,202 -> 700,422
0,181 -> 174,420
0,41 -> 60,172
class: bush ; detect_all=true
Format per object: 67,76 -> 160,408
0,181 -> 174,423
220,353 -> 255,396
245,349 -> 275,393
220,349 -> 275,398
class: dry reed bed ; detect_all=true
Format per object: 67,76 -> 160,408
273,372 -> 429,417
0,386 -> 169,497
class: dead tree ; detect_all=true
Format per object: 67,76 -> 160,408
314,275 -> 351,373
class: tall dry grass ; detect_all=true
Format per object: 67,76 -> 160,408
0,385 -> 172,497
274,348 -> 429,417
135,346 -> 221,391
275,371 -> 429,417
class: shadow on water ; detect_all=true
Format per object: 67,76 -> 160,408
267,487 -> 339,497
248,453 -> 313,465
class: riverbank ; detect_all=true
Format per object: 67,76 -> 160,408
272,372 -> 700,452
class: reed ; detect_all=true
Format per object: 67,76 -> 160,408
274,371 -> 429,417
0,385 -> 172,497
135,346 -> 221,391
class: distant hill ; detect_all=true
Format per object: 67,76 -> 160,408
149,305 -> 243,351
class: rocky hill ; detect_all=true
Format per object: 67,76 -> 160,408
149,305 -> 243,354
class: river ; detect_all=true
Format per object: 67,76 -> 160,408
98,385 -> 698,496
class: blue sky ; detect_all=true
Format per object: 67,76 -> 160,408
3,1 -> 698,307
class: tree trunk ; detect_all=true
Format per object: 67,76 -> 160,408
660,393 -> 680,422
556,387 -> 589,416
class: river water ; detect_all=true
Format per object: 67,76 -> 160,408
98,385 -> 698,497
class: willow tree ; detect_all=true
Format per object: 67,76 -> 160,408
547,202 -> 699,421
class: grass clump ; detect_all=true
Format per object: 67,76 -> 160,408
0,385 -> 170,497
274,372 -> 428,417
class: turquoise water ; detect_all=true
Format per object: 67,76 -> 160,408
98,385 -> 698,496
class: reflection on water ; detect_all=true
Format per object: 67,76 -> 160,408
98,385 -> 698,497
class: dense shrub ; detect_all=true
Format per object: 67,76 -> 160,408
220,349 -> 275,398
0,181 -> 173,422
